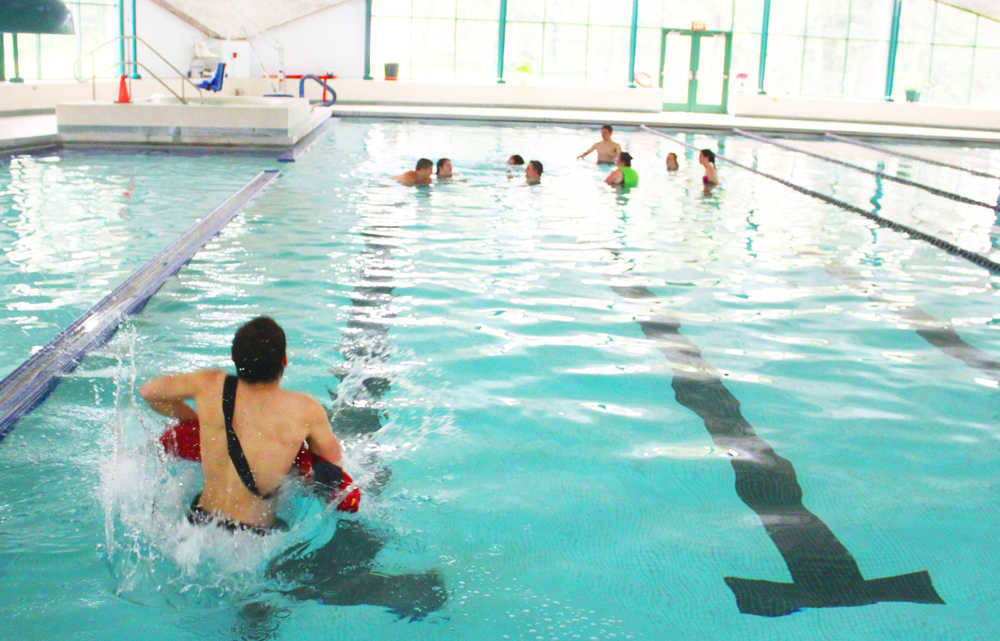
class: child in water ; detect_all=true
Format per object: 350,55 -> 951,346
699,149 -> 718,188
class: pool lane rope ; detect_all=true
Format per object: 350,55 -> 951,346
0,169 -> 281,441
734,128 -> 999,212
639,125 -> 1000,275
824,132 -> 1000,182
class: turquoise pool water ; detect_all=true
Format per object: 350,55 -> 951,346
1,121 -> 998,640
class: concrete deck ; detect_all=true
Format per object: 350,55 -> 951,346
5,106 -> 1000,156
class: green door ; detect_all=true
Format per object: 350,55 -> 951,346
659,29 -> 732,113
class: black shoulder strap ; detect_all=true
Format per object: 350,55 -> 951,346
222,375 -> 266,498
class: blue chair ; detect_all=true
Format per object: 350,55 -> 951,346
196,63 -> 226,92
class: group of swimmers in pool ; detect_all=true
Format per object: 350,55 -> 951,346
395,124 -> 719,191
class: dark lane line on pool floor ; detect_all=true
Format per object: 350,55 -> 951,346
610,283 -> 944,617
640,125 -> 1000,275
817,257 -> 1000,382
246,214 -> 446,634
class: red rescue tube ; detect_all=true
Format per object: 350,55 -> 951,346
160,418 -> 360,512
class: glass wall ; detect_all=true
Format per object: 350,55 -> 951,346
1,1 -> 119,81
896,0 -> 1000,106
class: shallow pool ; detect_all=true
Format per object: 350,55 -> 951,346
1,120 -> 998,640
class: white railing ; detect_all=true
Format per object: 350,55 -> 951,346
76,35 -> 205,104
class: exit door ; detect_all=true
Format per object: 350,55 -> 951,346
659,29 -> 733,113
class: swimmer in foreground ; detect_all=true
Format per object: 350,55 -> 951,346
436,157 -> 454,180
604,152 -> 638,187
699,148 -> 719,189
577,124 -> 621,164
140,316 -> 349,534
395,158 -> 434,186
525,159 -> 543,185
666,152 -> 679,172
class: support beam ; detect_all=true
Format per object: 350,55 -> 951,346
10,33 -> 23,82
627,0 -> 639,87
118,0 -> 125,76
363,0 -> 372,80
884,0 -> 902,101
497,0 -> 508,83
130,0 -> 140,78
758,0 -> 771,94
0,33 -> 6,82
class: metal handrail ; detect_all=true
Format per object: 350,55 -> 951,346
88,60 -> 188,104
298,74 -> 337,106
76,35 -> 204,101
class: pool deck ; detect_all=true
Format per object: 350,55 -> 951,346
3,106 -> 1000,155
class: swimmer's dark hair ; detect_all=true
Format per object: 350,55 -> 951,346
619,152 -> 632,167
529,160 -> 543,175
232,316 -> 286,383
436,157 -> 450,172
416,158 -> 433,171
509,154 -> 524,165
700,149 -> 716,164
601,124 -> 613,133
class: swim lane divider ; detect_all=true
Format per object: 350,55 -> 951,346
0,169 -> 281,441
639,125 -> 999,275
734,128 -> 999,211
824,132 -> 1000,182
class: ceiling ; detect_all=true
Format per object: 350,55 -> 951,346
939,1 -> 1000,21
149,0 -> 351,40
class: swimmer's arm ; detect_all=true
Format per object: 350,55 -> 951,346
139,370 -> 211,420
577,144 -> 596,159
305,402 -> 343,466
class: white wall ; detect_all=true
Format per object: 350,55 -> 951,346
132,0 -> 366,81
251,1 -> 366,78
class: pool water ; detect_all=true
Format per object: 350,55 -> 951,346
1,120 -> 998,640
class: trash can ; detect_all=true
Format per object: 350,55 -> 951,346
384,62 -> 399,81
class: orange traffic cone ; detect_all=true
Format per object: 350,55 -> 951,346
115,74 -> 130,104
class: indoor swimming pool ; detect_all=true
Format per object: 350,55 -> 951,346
1,120 -> 998,640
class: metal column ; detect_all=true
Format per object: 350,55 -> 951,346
627,0 -> 639,87
363,0 -> 373,80
884,0 -> 902,101
497,0 -> 508,83
758,0 -> 771,94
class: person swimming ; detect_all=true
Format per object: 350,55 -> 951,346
436,157 -> 454,179
395,158 -> 434,186
577,125 -> 622,164
140,316 -> 353,534
699,149 -> 718,188
666,152 -> 679,172
604,152 -> 638,187
525,159 -> 543,185
507,154 -> 525,166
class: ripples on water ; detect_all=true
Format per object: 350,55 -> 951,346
0,122 -> 998,640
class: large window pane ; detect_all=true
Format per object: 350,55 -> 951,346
807,3 -> 849,38
588,0 -> 630,28
844,40 -> 889,100
546,0 -> 586,25
970,48 -> 1000,107
79,3 -> 117,79
764,35 -> 804,95
373,0 -> 411,18
542,23 -> 587,85
372,17 -> 413,79
634,27 -> 661,87
769,0 -> 807,36
458,0 -> 499,21
899,0 -> 936,43
848,0 -> 892,40
801,38 -> 846,97
928,46 -> 973,104
507,0 -> 543,22
895,43 -> 931,100
505,22 -> 543,77
456,20 -> 496,81
585,26 -> 629,85
932,4 -> 976,45
409,19 -> 456,81
733,0 -> 765,33
731,32 -> 761,93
